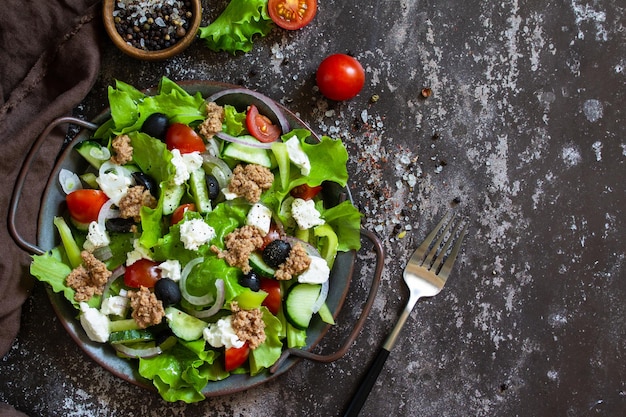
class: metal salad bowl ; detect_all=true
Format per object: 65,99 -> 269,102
9,81 -> 384,397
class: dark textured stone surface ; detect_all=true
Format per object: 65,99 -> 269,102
2,0 -> 625,415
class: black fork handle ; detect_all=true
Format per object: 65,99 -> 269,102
342,347 -> 391,417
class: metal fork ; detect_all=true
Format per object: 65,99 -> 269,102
343,213 -> 468,417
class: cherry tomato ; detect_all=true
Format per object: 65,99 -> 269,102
268,0 -> 317,30
259,278 -> 281,315
171,203 -> 196,225
290,184 -> 322,200
124,259 -> 161,288
316,54 -> 365,101
66,189 -> 109,224
245,105 -> 281,143
225,342 -> 250,372
165,123 -> 205,154
260,223 -> 281,251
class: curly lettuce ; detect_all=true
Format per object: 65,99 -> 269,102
198,0 -> 274,54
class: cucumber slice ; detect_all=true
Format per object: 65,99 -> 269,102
249,251 -> 275,278
189,168 -> 212,213
284,283 -> 322,330
164,307 -> 207,341
161,182 -> 185,215
222,135 -> 272,167
109,329 -> 155,344
75,140 -> 109,169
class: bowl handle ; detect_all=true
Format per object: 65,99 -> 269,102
8,116 -> 98,255
269,228 -> 384,372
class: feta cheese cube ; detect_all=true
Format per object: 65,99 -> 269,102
297,255 -> 331,284
285,136 -> 311,176
246,203 -> 272,234
100,295 -> 129,317
171,149 -> 203,185
179,218 -> 216,251
83,221 -> 110,251
79,302 -> 110,343
203,316 -> 245,349
126,239 -> 153,266
291,198 -> 325,230
158,259 -> 182,282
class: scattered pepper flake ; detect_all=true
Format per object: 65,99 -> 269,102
421,87 -> 432,98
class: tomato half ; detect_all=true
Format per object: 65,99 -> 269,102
290,184 -> 322,200
268,0 -> 317,30
260,278 -> 281,315
171,203 -> 196,225
225,342 -> 250,372
124,259 -> 161,288
165,123 -> 205,154
66,189 -> 109,224
245,105 -> 281,143
316,54 -> 365,101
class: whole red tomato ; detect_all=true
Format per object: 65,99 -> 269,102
316,54 -> 365,101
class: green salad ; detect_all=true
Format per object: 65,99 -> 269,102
30,77 -> 361,403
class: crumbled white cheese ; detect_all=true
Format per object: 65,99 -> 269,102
158,259 -> 182,282
246,203 -> 272,234
171,149 -> 203,185
126,239 -> 153,266
83,221 -> 110,251
203,316 -> 245,349
100,295 -> 129,317
96,161 -> 133,205
297,255 -> 331,284
291,198 -> 325,229
285,136 -> 311,175
179,218 -> 216,251
222,187 -> 238,200
79,302 -> 110,343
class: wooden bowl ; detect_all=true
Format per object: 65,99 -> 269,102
102,0 -> 202,61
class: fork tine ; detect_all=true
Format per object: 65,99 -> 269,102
424,214 -> 455,267
412,212 -> 450,265
437,219 -> 468,279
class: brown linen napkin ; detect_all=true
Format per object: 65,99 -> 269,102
0,0 -> 102,358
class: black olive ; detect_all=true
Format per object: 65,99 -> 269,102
238,271 -> 261,292
132,171 -> 158,198
141,113 -> 169,141
205,174 -> 220,200
262,239 -> 291,268
154,278 -> 181,307
105,217 -> 136,233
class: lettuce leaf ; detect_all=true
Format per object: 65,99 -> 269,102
198,0 -> 274,54
138,339 -> 224,403
249,307 -> 283,375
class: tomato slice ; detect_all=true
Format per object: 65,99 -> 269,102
245,105 -> 281,143
259,278 -> 281,315
268,0 -> 317,30
66,189 -> 109,224
124,259 -> 161,288
225,342 -> 250,372
165,123 -> 205,154
170,203 -> 196,225
290,184 -> 323,200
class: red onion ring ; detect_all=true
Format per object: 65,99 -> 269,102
311,279 -> 329,314
100,265 -> 126,307
180,257 -> 214,306
215,132 -> 274,149
97,199 -> 119,230
112,343 -> 162,359
206,88 -> 292,135
186,279 -> 225,318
